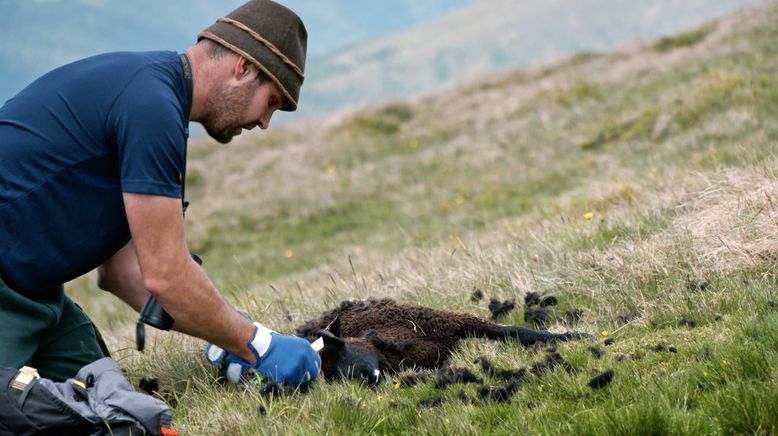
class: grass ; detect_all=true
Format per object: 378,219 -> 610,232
63,2 -> 778,434
653,24 -> 717,52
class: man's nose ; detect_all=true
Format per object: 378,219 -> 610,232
259,112 -> 273,130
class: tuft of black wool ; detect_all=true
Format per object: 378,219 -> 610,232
565,308 -> 584,325
524,292 -> 541,307
457,389 -> 474,405
688,280 -> 710,292
138,377 -> 160,396
476,356 -> 527,381
257,405 -> 267,415
604,338 -> 615,346
539,295 -> 558,307
488,298 -> 516,320
679,319 -> 698,328
435,367 -> 483,388
524,306 -> 547,327
471,288 -> 484,302
418,396 -> 446,409
651,343 -> 677,353
587,369 -> 615,389
617,314 -> 633,325
478,380 -> 520,403
531,351 -> 578,375
397,372 -> 431,387
589,346 -> 604,359
258,380 -> 284,398
476,356 -> 495,372
630,353 -> 644,360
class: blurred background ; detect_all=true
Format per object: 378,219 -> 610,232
0,0 -> 761,127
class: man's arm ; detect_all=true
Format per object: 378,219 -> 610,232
97,240 -> 149,312
118,192 -> 257,363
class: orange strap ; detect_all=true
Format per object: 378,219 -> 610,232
161,426 -> 178,436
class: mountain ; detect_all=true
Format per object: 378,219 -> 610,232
0,0 -> 762,123
298,0 -> 762,119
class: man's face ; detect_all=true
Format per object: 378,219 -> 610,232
201,76 -> 284,144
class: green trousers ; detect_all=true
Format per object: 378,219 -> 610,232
0,276 -> 107,381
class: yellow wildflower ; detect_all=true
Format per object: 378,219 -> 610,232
284,250 -> 294,259
583,212 -> 594,220
601,330 -> 609,337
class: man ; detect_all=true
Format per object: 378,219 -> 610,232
0,0 -> 319,385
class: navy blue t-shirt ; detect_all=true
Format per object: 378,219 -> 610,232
0,51 -> 189,297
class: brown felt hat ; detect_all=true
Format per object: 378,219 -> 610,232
198,0 -> 307,111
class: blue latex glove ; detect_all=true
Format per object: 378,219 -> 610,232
206,322 -> 321,385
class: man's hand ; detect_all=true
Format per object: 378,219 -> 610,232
207,322 -> 321,385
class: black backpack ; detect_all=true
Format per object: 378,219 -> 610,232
0,358 -> 175,436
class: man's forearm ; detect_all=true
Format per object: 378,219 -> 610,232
148,257 -> 257,363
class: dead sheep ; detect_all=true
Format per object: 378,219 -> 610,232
296,298 -> 586,385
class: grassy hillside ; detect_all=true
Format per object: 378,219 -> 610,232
68,1 -> 778,434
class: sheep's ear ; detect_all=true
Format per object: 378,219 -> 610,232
326,316 -> 342,337
318,329 -> 346,348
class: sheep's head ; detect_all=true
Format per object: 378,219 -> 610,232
317,317 -> 384,386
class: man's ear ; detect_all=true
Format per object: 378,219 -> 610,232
233,56 -> 251,81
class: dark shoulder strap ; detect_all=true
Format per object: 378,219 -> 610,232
179,53 -> 194,215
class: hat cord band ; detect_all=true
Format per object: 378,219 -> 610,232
198,31 -> 297,107
217,17 -> 304,79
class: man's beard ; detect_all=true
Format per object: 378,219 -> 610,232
200,81 -> 257,144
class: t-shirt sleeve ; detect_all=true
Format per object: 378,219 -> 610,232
108,68 -> 186,198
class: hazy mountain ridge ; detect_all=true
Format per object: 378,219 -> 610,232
0,0 -> 469,105
299,0 -> 762,119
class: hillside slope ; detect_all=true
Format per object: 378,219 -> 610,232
174,0 -> 776,296
68,2 -> 778,434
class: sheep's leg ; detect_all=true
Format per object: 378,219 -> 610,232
365,329 -> 414,352
480,324 -> 584,346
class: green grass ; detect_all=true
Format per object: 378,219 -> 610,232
653,24 -> 716,52
64,2 -> 778,434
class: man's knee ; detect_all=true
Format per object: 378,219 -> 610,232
32,297 -> 107,381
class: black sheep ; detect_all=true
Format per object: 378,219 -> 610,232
296,298 -> 586,385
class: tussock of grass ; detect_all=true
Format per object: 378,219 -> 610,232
653,24 -> 716,52
64,2 -> 778,434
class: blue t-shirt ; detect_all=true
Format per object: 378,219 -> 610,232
0,51 -> 189,297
